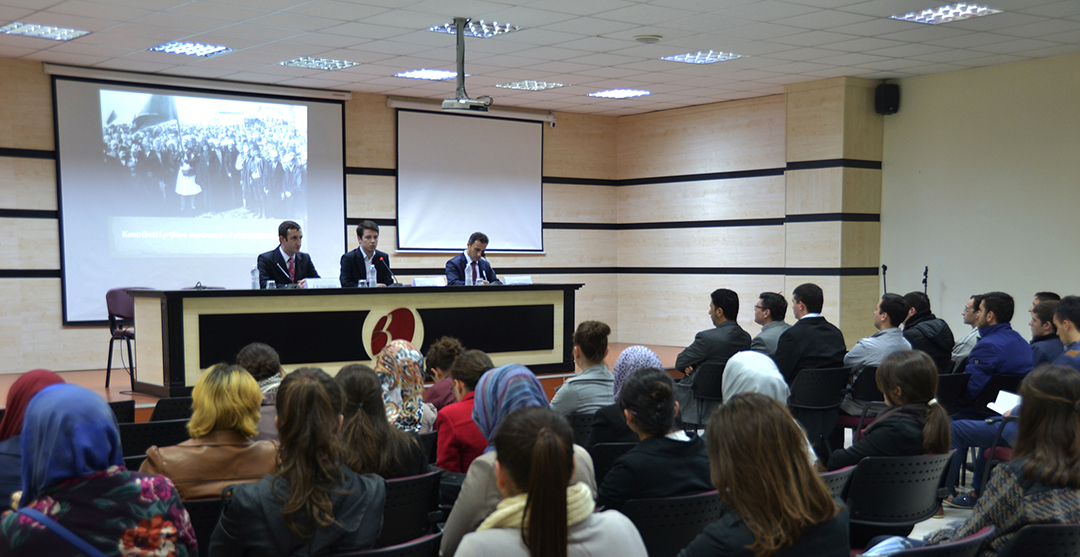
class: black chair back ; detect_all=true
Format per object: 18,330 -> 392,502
418,431 -> 437,464
820,466 -> 854,500
378,469 -> 442,547
936,373 -> 972,415
998,523 -> 1080,557
124,454 -> 148,471
892,526 -> 994,556
589,442 -> 638,486
109,400 -> 136,423
182,498 -> 224,557
566,412 -> 595,447
689,361 -> 726,401
333,532 -> 442,557
847,453 -> 953,528
119,419 -> 191,457
850,366 -> 883,402
620,490 -> 722,557
151,397 -> 194,421
972,374 -> 1023,417
788,367 -> 851,410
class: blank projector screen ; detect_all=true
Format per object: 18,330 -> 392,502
55,77 -> 345,323
396,110 -> 543,252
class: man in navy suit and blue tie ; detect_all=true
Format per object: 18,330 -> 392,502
445,232 -> 498,286
257,220 -> 319,288
339,220 -> 393,287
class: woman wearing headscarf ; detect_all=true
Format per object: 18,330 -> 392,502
0,370 -> 64,503
585,346 -> 662,449
374,339 -> 437,434
440,364 -> 598,557
0,384 -> 197,556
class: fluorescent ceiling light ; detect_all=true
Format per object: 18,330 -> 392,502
395,69 -> 462,81
149,41 -> 232,57
280,57 -> 359,71
0,22 -> 89,41
890,3 -> 1002,24
496,80 -> 568,91
429,20 -> 521,38
588,89 -> 651,99
661,50 -> 742,64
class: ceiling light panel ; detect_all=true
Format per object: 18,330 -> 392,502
429,20 -> 521,38
588,89 -> 651,99
149,41 -> 233,57
496,80 -> 568,91
280,57 -> 359,71
395,69 -> 459,80
661,50 -> 743,64
890,3 -> 1003,25
0,22 -> 89,41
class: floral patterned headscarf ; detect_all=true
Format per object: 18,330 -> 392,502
613,346 -> 662,399
373,339 -> 426,432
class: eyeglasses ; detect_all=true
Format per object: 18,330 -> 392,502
754,305 -> 764,310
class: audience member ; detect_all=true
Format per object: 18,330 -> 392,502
1053,296 -> 1080,371
827,351 -> 950,470
210,368 -> 385,556
236,341 -> 283,441
0,384 -> 197,555
773,283 -> 847,384
457,407 -> 647,557
337,364 -> 428,479
440,364 -> 597,557
951,294 -> 983,372
435,350 -> 494,473
585,345 -> 661,448
750,291 -> 791,356
596,368 -> 711,510
839,293 -> 912,415
1029,291 -> 1061,314
901,291 -> 955,372
0,370 -> 64,503
550,321 -> 614,416
961,292 -> 1033,407
674,288 -> 752,424
141,364 -> 278,499
1030,300 -> 1064,366
678,393 -> 849,557
374,339 -> 437,433
424,336 -> 465,410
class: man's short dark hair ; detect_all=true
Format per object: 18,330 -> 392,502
1055,296 -> 1080,329
981,291 -> 1015,324
468,232 -> 489,246
758,292 -> 787,321
1034,300 -> 1060,334
793,283 -> 824,314
1035,291 -> 1061,304
236,342 -> 281,382
903,291 -> 930,315
356,220 -> 379,237
573,320 -> 611,363
711,289 -> 740,322
278,220 -> 300,239
970,294 -> 984,312
879,293 -> 908,328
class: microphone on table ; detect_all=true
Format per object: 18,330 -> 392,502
376,256 -> 402,287
276,262 -> 295,284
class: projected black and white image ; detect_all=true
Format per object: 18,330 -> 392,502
99,91 -> 308,218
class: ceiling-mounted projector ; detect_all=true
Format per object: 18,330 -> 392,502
442,97 -> 490,112
443,16 -> 491,113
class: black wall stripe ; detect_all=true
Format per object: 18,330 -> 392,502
542,159 -> 881,187
0,270 -> 61,278
784,213 -> 880,223
0,147 -> 55,160
786,159 -> 882,171
0,209 -> 59,219
345,167 -> 395,176
392,266 -> 878,277
345,217 -> 397,227
543,213 -> 878,230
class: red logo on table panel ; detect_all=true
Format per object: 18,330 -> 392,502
371,308 -> 417,354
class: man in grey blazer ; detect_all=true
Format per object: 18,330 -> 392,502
674,288 -> 752,424
750,291 -> 791,356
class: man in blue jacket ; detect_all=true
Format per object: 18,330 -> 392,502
963,291 -> 1033,405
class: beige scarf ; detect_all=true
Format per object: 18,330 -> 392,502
477,482 -> 595,531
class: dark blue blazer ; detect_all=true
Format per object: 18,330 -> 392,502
257,247 -> 319,288
445,253 -> 497,286
339,248 -> 393,287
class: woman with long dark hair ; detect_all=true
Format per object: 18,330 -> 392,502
209,368 -> 386,556
457,407 -> 646,557
679,392 -> 848,557
337,364 -> 428,479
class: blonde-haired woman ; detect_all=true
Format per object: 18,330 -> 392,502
141,363 -> 278,499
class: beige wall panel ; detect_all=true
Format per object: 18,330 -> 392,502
0,158 -> 56,210
617,274 -> 783,346
0,60 -> 52,151
783,275 -> 841,324
543,184 -> 617,224
344,93 -> 395,169
786,168 -> 842,215
843,81 -> 884,162
543,112 -> 617,180
531,273 -> 618,341
841,222 -> 880,268
1,217 -> 59,268
617,96 -> 786,180
785,222 -> 841,268
345,174 -> 395,219
786,79 -> 845,162
617,175 -> 785,223
0,278 -> 104,374
839,275 -> 880,349
842,168 -> 882,213
618,226 -> 785,269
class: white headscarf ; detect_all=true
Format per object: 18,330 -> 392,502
722,351 -> 790,403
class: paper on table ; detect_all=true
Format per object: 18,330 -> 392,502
987,390 -> 1021,415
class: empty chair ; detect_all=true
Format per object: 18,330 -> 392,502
998,523 -> 1080,557
124,454 -> 148,471
589,442 -> 637,487
620,491 -> 722,557
787,366 -> 851,455
332,532 -> 442,557
418,431 -> 437,465
846,453 -> 954,549
183,498 -> 224,557
108,399 -> 136,423
378,469 -> 442,547
105,287 -> 148,390
150,396 -> 194,421
565,411 -> 595,446
936,373 -> 972,416
820,466 -> 854,500
835,365 -> 885,439
970,374 -> 1023,418
118,419 -> 190,457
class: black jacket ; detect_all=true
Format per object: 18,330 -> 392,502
257,247 -> 319,288
903,310 -> 955,371
596,435 -> 712,511
679,502 -> 850,557
675,320 -> 753,373
826,404 -> 928,471
773,317 -> 847,384
339,248 -> 393,287
209,467 -> 385,557
585,403 -> 639,449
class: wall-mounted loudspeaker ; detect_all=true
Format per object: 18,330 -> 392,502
875,84 -> 900,115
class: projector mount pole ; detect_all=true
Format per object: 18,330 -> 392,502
453,16 -> 468,101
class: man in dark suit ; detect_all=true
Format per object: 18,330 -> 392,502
772,283 -> 847,384
445,232 -> 498,286
674,288 -> 752,424
257,220 -> 319,288
339,220 -> 393,287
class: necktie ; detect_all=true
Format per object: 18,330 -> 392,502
288,256 -> 295,282
471,261 -> 478,283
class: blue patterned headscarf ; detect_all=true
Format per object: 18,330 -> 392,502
613,346 -> 663,398
472,364 -> 549,449
19,384 -> 123,506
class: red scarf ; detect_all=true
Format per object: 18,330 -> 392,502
0,370 -> 65,441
